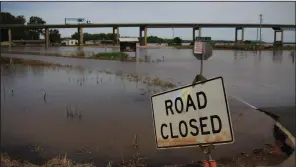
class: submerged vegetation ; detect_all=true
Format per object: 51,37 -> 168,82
92,52 -> 129,61
1,50 -> 133,62
0,56 -> 176,89
0,56 -> 72,67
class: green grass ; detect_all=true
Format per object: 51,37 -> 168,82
92,52 -> 129,61
1,50 -> 134,62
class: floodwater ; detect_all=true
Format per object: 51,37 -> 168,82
3,47 -> 295,107
1,47 -> 295,166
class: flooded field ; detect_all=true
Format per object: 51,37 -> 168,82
2,47 -> 295,107
1,47 -> 295,166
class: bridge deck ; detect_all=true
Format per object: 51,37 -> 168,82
0,23 -> 295,29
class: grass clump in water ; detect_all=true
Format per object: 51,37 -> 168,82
92,52 -> 129,61
1,153 -> 95,167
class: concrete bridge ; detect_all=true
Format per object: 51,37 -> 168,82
1,23 -> 295,48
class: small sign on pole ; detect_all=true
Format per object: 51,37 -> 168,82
194,41 -> 204,55
151,77 -> 234,149
193,40 -> 213,60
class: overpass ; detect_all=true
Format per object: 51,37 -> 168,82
1,23 -> 295,48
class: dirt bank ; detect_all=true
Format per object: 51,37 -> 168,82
1,144 -> 288,167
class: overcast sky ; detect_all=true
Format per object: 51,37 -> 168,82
1,1 -> 295,42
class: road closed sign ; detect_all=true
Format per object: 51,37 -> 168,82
151,77 -> 234,149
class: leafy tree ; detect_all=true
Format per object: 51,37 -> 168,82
71,32 -> 79,40
16,15 -> 26,24
173,37 -> 182,45
71,32 -> 116,42
49,29 -> 61,43
0,12 -> 28,41
27,16 -> 46,25
27,16 -> 46,40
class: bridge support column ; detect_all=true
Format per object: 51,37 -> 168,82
235,27 -> 244,44
78,27 -> 83,46
192,28 -> 195,42
45,28 -> 49,48
281,30 -> 284,42
192,27 -> 201,42
139,26 -> 147,46
273,30 -> 283,46
144,27 -> 147,46
113,27 -> 119,46
241,28 -> 244,41
8,28 -> 12,48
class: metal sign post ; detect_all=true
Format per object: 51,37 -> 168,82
193,41 -> 217,167
192,40 -> 213,84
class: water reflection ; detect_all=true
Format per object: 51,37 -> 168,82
234,50 -> 238,60
272,50 -> 283,63
233,51 -> 247,60
290,52 -> 295,63
258,51 -> 262,62
239,51 -> 246,59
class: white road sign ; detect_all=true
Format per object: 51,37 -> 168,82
193,41 -> 213,60
194,41 -> 203,54
151,77 -> 234,149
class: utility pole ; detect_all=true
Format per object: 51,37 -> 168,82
172,28 -> 175,39
259,14 -> 263,49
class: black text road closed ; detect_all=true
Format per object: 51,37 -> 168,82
151,77 -> 234,149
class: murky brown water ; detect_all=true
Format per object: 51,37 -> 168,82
1,47 -> 295,166
3,47 -> 295,107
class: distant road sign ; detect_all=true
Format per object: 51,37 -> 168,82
151,77 -> 234,149
65,18 -> 87,24
193,41 -> 213,60
281,27 -> 296,31
194,41 -> 203,54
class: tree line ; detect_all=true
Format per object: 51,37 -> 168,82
71,33 -> 183,45
0,12 -> 61,43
